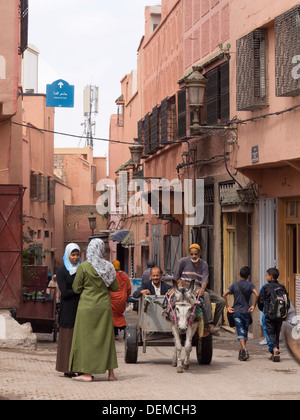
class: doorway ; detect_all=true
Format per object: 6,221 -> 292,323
280,198 -> 300,307
286,224 -> 298,305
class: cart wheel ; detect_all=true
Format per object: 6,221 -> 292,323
196,334 -> 213,365
124,324 -> 138,363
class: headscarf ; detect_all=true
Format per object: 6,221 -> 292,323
63,243 -> 81,275
112,260 -> 121,271
86,238 -> 116,287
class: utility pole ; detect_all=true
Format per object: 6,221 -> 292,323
83,85 -> 99,148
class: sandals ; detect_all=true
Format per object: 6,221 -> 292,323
72,375 -> 93,382
269,354 -> 280,362
269,352 -> 280,362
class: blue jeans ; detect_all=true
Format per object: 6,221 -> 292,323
233,313 -> 251,341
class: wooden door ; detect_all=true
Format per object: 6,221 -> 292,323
0,185 -> 23,309
286,224 -> 298,305
223,213 -> 236,319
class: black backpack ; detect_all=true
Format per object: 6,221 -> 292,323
267,284 -> 289,320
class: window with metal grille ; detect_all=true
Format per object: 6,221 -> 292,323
117,104 -> 124,127
151,105 -> 160,151
137,119 -> 144,145
236,29 -> 268,111
19,0 -> 28,55
40,176 -> 48,203
30,173 -> 40,202
161,96 -> 177,144
275,5 -> 300,97
139,96 -> 178,157
206,61 -> 230,124
177,87 -> 187,139
48,178 -> 56,205
144,113 -> 151,155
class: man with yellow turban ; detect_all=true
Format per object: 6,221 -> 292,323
173,244 -> 225,335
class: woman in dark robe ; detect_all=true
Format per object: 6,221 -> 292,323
55,243 -> 81,377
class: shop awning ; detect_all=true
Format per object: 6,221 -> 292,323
121,231 -> 134,247
137,240 -> 149,247
110,230 -> 130,242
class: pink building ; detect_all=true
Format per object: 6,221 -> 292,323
0,0 -> 24,185
229,0 -> 300,312
22,93 -> 57,273
108,0 -> 242,297
110,0 -> 300,334
54,147 -> 108,266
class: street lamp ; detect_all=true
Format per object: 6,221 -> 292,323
88,212 -> 97,236
184,67 -> 208,134
129,138 -> 144,178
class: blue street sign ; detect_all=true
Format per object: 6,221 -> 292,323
46,79 -> 74,108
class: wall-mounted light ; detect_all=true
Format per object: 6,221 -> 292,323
129,138 -> 144,178
88,212 -> 97,236
184,67 -> 208,134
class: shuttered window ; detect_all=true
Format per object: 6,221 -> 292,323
138,119 -> 143,143
177,88 -> 187,139
206,61 -> 230,125
151,105 -> 159,151
144,113 -> 151,155
275,5 -> 300,97
48,179 -> 56,205
206,69 -> 219,125
19,0 -> 29,55
236,29 -> 268,110
40,176 -> 48,203
161,96 -> 177,144
220,62 -> 230,122
30,173 -> 40,202
161,98 -> 168,144
30,173 -> 54,204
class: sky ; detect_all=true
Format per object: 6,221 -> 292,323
28,0 -> 161,157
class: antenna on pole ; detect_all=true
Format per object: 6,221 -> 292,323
83,85 -> 99,148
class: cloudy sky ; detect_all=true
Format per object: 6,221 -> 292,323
28,0 -> 161,157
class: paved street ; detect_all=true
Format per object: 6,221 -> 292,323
0,318 -> 299,401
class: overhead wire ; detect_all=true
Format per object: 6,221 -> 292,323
11,121 -> 135,146
10,102 -> 300,147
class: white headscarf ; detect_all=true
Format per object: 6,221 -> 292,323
86,238 -> 116,287
63,243 -> 81,275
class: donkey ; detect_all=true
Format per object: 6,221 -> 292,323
166,280 -> 202,373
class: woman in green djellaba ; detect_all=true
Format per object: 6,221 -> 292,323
69,238 -> 119,382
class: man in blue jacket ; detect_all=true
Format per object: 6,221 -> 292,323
133,267 -> 171,298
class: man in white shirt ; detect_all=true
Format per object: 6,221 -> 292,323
133,267 -> 172,298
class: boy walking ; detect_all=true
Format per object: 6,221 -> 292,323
258,268 -> 290,362
223,266 -> 259,361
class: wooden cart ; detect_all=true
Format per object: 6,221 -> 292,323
16,286 -> 58,342
16,267 -> 58,342
124,294 -> 213,365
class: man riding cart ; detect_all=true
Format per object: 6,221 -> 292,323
173,244 -> 225,336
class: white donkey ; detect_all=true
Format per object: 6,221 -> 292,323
165,280 -> 202,373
